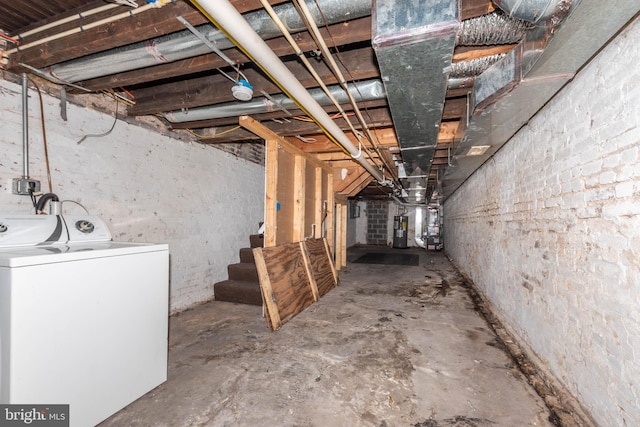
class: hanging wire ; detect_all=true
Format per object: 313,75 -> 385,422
61,200 -> 90,214
77,94 -> 119,144
177,15 -> 248,84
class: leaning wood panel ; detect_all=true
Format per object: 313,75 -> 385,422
254,242 -> 317,331
252,247 -> 280,330
303,238 -> 338,298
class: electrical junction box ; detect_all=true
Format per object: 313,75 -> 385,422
12,178 -> 41,195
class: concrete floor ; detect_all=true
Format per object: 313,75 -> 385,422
99,247 -> 554,427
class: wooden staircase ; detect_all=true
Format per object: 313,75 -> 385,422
213,234 -> 264,306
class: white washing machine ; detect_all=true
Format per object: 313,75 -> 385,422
0,214 -> 169,427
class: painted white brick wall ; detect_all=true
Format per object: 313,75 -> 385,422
444,17 -> 640,426
0,79 -> 265,312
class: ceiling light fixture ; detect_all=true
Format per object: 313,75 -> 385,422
232,79 -> 254,101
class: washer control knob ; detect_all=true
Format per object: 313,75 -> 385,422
75,220 -> 95,234
0,223 -> 7,233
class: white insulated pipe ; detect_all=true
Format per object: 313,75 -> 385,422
190,0 -> 385,184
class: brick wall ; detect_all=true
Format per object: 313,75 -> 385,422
213,141 -> 265,166
0,78 -> 265,312
444,17 -> 640,426
366,200 -> 388,245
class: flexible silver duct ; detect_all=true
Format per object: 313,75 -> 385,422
45,0 -> 372,83
458,11 -> 531,46
164,79 -> 385,123
493,0 -> 562,23
449,53 -> 508,79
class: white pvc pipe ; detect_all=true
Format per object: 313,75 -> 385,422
190,0 -> 385,183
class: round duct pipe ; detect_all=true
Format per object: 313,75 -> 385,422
164,79 -> 385,123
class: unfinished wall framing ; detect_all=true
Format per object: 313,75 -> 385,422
239,116 -> 335,248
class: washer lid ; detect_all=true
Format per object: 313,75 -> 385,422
0,214 -> 68,248
0,241 -> 168,267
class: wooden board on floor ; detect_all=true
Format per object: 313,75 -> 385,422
253,242 -> 318,331
303,238 -> 338,298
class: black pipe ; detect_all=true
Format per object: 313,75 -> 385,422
36,193 -> 59,214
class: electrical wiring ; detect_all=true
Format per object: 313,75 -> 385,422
185,126 -> 241,139
102,89 -> 135,106
61,200 -> 90,214
77,94 -> 119,144
176,15 -> 249,86
0,33 -> 19,45
119,86 -> 136,101
293,112 -> 354,122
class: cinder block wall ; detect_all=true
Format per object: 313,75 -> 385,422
366,200 -> 389,245
0,79 -> 265,312
444,18 -> 640,425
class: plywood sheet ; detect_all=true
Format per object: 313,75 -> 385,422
303,238 -> 338,298
253,242 -> 317,331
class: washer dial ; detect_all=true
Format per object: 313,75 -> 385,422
75,220 -> 95,234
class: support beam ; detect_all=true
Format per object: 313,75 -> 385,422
314,167 -> 323,239
264,139 -> 278,248
239,116 -> 331,172
292,156 -> 306,241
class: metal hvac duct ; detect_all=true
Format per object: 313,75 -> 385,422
493,0 -> 563,23
163,79 -> 386,123
372,0 -> 459,202
441,0 -> 640,200
44,0 -> 373,83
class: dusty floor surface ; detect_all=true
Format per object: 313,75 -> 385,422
99,247 -> 553,427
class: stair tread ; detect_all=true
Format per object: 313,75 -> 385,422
249,234 -> 264,248
214,279 -> 260,287
214,279 -> 262,306
227,262 -> 258,281
228,262 -> 257,271
239,248 -> 255,263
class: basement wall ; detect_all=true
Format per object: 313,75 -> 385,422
349,200 -> 422,248
444,17 -> 640,426
0,78 -> 265,312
